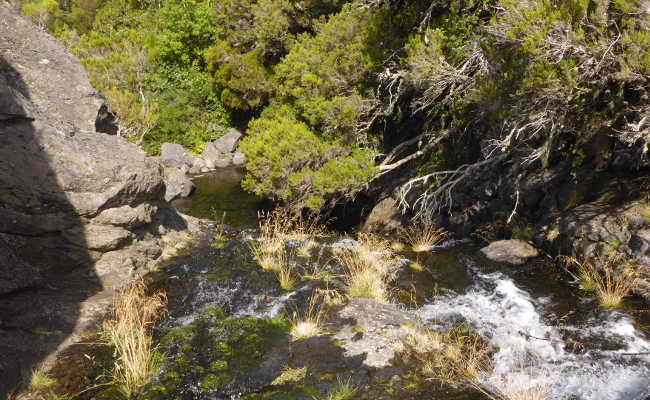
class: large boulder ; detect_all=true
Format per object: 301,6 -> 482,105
93,204 -> 158,229
212,128 -> 242,153
362,196 -> 403,233
232,151 -> 247,166
630,230 -> 650,256
164,166 -> 195,201
331,298 -> 418,368
201,129 -> 244,169
0,238 -> 41,294
480,240 -> 539,265
0,2 -> 166,275
161,142 -> 213,174
202,141 -> 233,168
0,4 -> 197,394
160,142 -> 193,169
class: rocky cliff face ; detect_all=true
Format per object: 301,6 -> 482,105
0,3 -> 196,395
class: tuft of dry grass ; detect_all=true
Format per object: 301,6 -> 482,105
249,239 -> 296,290
300,256 -> 331,281
275,258 -> 296,291
250,237 -> 286,271
491,377 -> 550,400
290,294 -> 324,341
561,252 -> 639,308
316,288 -> 346,307
343,259 -> 389,302
28,367 -> 56,391
336,233 -> 397,303
400,323 -> 550,400
102,279 -> 166,399
297,239 -> 319,258
400,324 -> 491,387
400,222 -> 450,252
258,209 -> 328,241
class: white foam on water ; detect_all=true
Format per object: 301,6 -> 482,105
417,271 -> 650,400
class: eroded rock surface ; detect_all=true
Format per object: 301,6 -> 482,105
163,165 -> 195,201
0,3 -> 199,395
332,298 -> 417,368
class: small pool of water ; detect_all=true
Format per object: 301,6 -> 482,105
172,167 -> 264,227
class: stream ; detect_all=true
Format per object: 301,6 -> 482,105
135,172 -> 650,400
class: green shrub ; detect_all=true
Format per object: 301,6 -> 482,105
273,5 -> 382,129
240,106 -> 376,208
147,0 -> 220,66
208,45 -> 273,110
21,0 -> 62,29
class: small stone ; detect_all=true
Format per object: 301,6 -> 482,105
480,239 -> 539,265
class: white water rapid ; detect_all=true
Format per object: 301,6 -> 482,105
417,270 -> 650,400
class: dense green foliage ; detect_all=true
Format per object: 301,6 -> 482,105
19,0 -> 650,209
21,0 -> 230,154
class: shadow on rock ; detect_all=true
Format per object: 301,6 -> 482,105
0,5 -> 185,397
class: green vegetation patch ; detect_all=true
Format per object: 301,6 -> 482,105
142,306 -> 290,399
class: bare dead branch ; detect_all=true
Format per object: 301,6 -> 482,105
398,155 -> 507,219
379,131 -> 451,173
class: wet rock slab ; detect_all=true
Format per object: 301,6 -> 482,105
332,298 -> 417,369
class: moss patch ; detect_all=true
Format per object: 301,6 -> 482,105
142,306 -> 289,399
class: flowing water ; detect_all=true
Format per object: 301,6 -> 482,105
136,172 -> 650,400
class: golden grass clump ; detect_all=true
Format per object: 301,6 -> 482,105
400,324 -> 491,387
102,279 -> 166,399
336,233 -> 397,303
316,288 -> 346,307
297,239 -> 319,258
275,258 -> 296,291
400,221 -> 450,252
561,252 -> 639,308
343,261 -> 388,302
28,367 -> 56,391
249,240 -> 296,290
290,294 -> 324,341
258,209 -> 328,241
400,323 -> 550,400
250,237 -> 286,271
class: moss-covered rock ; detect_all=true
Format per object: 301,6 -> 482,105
142,306 -> 290,399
